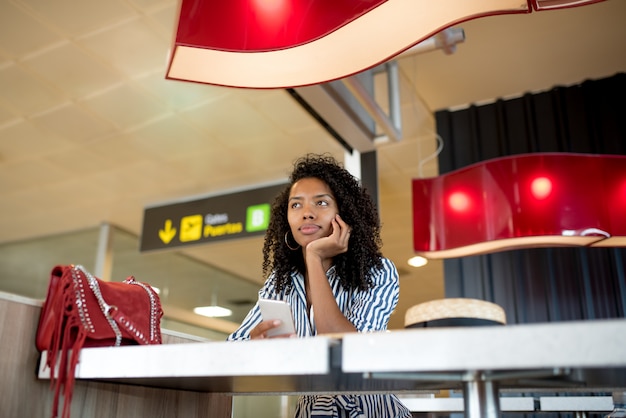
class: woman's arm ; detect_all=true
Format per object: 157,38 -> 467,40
305,215 -> 357,334
306,252 -> 357,334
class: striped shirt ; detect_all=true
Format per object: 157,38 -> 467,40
228,257 -> 411,418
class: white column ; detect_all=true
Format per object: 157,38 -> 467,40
94,222 -> 113,281
344,149 -> 362,182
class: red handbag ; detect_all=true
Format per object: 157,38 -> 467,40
36,264 -> 163,418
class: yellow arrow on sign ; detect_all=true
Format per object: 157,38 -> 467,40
158,219 -> 177,244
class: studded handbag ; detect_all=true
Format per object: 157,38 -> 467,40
36,264 -> 163,418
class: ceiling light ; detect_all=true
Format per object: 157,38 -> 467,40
194,306 -> 232,318
408,256 -> 428,268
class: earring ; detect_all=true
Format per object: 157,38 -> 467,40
284,231 -> 300,250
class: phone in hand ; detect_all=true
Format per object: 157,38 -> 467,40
258,298 -> 296,337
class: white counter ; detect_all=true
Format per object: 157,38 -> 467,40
37,318 -> 626,416
342,318 -> 626,379
40,319 -> 626,390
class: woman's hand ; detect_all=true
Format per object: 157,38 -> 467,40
305,214 -> 351,260
249,320 -> 295,339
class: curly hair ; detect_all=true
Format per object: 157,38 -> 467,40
262,153 -> 383,293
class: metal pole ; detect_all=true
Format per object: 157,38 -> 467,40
341,75 -> 402,142
463,375 -> 501,418
386,61 -> 402,138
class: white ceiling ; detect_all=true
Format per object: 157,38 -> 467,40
0,0 -> 624,330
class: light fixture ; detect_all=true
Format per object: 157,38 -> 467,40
193,293 -> 232,318
166,0 -> 531,88
396,27 -> 465,58
194,305 -> 233,318
412,153 -> 626,259
408,256 -> 428,268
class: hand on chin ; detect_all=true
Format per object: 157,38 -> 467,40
304,234 -> 338,260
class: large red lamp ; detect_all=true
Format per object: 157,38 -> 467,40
166,0 -> 605,89
166,0 -> 533,88
412,153 -> 626,259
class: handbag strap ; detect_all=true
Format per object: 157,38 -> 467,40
122,277 -> 161,343
74,265 -> 123,346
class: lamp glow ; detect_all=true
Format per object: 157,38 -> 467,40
251,0 -> 290,29
531,176 -> 552,200
449,191 -> 471,212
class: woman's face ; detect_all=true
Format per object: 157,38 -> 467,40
287,177 -> 338,248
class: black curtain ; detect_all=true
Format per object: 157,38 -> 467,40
435,72 -> 626,325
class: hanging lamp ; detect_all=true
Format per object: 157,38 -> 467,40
166,0 -> 532,88
165,0 -> 605,89
412,152 -> 626,258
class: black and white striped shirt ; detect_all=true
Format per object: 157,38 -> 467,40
228,257 -> 411,417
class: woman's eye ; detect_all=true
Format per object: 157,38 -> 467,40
291,202 -> 301,209
317,200 -> 328,206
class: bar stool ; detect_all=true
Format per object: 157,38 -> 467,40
405,298 -> 507,418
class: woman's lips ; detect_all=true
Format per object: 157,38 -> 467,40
299,224 -> 320,235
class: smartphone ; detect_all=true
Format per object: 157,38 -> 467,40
258,298 -> 296,337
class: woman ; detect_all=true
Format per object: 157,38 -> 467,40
228,154 -> 411,418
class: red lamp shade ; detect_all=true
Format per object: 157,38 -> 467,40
412,153 -> 626,258
166,0 -> 531,88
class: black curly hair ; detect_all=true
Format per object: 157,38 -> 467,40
262,153 -> 383,293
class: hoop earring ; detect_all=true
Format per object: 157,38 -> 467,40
284,231 -> 300,251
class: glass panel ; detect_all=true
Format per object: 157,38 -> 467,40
0,225 -> 260,339
0,228 -> 99,299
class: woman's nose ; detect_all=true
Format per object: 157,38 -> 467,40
303,206 -> 315,219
